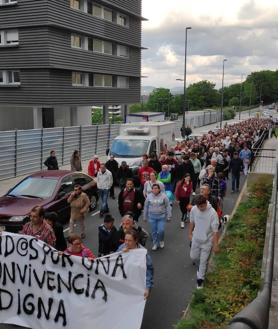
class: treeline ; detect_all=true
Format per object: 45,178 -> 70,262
131,70 -> 278,114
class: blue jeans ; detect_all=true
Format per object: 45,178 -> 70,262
99,189 -> 109,213
148,214 -> 166,246
232,174 -> 240,191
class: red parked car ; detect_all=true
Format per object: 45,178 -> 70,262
0,170 -> 98,232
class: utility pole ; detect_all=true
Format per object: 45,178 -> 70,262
238,75 -> 243,120
220,58 -> 227,129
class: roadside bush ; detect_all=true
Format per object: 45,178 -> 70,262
175,175 -> 272,329
223,108 -> 235,120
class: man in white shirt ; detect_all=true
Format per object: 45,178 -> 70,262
188,195 -> 219,289
96,163 -> 113,216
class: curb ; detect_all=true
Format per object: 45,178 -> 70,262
180,179 -> 248,321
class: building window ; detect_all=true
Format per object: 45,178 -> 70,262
94,74 -> 113,87
92,38 -> 113,55
92,3 -> 102,17
103,7 -> 112,21
0,30 -> 19,46
117,76 -> 129,88
0,0 -> 17,6
72,71 -> 89,87
117,44 -> 129,58
103,40 -> 112,55
92,38 -> 102,53
0,70 -> 20,86
70,0 -> 83,10
117,13 -> 129,27
71,34 -> 83,49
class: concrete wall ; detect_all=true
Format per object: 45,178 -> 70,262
0,106 -> 33,130
54,106 -> 72,127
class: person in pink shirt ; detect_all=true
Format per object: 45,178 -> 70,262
64,234 -> 96,259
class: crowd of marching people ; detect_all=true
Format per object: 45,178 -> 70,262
32,117 -> 272,292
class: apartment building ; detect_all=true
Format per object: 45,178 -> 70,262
0,0 -> 143,130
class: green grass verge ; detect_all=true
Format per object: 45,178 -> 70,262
176,175 -> 273,329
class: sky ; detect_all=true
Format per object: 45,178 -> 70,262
141,0 -> 278,89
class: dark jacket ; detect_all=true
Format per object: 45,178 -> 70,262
148,159 -> 162,174
118,188 -> 145,219
53,223 -> 67,251
201,174 -> 220,198
229,158 -> 243,176
117,166 -> 133,188
118,224 -> 148,246
105,159 -> 119,177
44,156 -> 59,170
174,161 -> 195,181
98,224 -> 119,256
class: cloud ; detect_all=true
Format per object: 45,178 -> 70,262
142,0 -> 278,89
156,45 -> 179,66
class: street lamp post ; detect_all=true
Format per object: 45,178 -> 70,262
220,58 -> 227,129
239,75 -> 243,120
182,27 -> 192,131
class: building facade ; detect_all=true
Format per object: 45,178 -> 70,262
0,0 -> 143,130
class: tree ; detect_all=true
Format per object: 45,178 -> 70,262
170,94 -> 183,114
147,88 -> 172,114
186,80 -> 218,110
246,70 -> 278,104
129,103 -> 147,113
229,97 -> 239,107
92,108 -> 103,124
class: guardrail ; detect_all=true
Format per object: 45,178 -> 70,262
0,111 -> 218,181
228,162 -> 278,328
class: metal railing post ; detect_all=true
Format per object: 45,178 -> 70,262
79,125 -> 82,156
95,125 -> 98,155
14,129 -> 17,178
62,126 -> 65,166
40,128 -> 43,170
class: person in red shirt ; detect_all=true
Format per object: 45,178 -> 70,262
64,234 -> 96,259
88,155 -> 100,177
20,206 -> 56,247
175,174 -> 193,229
138,159 -> 155,188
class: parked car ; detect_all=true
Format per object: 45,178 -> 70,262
0,170 -> 98,232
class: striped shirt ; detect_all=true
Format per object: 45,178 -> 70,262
21,220 -> 56,247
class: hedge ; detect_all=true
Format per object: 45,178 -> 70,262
176,175 -> 273,329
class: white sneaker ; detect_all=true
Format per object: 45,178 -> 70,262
159,241 -> 165,249
192,192 -> 196,196
180,221 -> 185,229
152,244 -> 158,251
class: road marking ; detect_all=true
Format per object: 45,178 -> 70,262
91,210 -> 100,217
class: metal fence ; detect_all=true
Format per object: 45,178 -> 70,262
228,151 -> 277,328
0,111 -> 218,181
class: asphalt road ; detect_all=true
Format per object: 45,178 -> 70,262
70,179 -> 246,329
0,175 -> 246,329
0,108 -> 263,329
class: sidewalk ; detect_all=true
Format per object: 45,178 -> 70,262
0,156 -> 107,196
253,137 -> 278,174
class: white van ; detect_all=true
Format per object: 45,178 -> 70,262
108,121 -> 176,169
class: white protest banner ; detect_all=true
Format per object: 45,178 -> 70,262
0,232 -> 147,329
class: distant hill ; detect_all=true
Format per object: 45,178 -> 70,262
141,86 -> 156,95
142,85 -> 184,96
170,86 -> 184,95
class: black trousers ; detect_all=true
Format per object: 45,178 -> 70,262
179,197 -> 190,221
